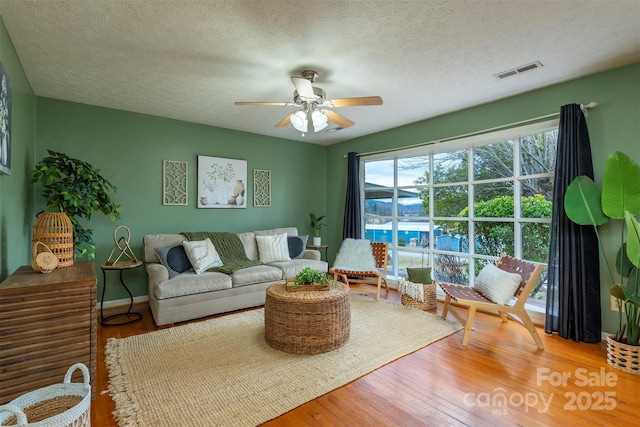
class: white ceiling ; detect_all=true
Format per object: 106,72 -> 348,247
1,0 -> 639,145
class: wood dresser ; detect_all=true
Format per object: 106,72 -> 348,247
0,261 -> 97,403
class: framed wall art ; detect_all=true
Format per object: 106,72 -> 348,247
253,169 -> 271,207
197,155 -> 247,208
163,160 -> 188,206
0,62 -> 12,175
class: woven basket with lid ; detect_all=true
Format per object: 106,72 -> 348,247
32,212 -> 74,268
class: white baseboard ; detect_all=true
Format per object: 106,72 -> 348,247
100,295 -> 148,310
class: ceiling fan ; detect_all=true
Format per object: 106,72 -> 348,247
234,70 -> 383,134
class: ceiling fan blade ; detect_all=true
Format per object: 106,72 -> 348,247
328,96 -> 383,107
322,109 -> 355,128
291,76 -> 315,99
275,113 -> 293,128
235,101 -> 293,106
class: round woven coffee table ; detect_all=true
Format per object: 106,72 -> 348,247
264,281 -> 350,355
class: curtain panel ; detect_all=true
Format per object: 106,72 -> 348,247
545,103 -> 601,343
342,152 -> 362,239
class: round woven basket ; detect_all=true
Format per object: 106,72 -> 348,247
607,335 -> 639,375
401,282 -> 437,310
32,212 -> 74,268
31,241 -> 59,274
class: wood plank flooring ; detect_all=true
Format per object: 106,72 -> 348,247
93,285 -> 639,426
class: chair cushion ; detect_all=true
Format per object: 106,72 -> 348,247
182,238 -> 223,274
287,235 -> 308,259
473,263 -> 522,305
407,267 -> 432,284
333,238 -> 376,272
256,233 -> 291,263
154,244 -> 193,278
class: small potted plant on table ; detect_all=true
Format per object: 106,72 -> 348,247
287,267 -> 331,291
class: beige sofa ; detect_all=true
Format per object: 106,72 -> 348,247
143,227 -> 327,326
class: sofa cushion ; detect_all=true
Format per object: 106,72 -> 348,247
182,238 -> 223,274
144,234 -> 187,263
154,244 -> 193,278
287,235 -> 308,259
231,265 -> 282,287
473,263 -> 522,305
155,271 -> 232,299
256,233 -> 291,263
237,231 -> 258,260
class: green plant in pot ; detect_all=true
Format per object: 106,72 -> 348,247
309,213 -> 326,245
32,150 -> 122,260
564,151 -> 640,352
293,267 -> 330,287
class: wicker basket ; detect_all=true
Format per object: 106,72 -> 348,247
31,241 -> 59,274
32,212 -> 74,268
401,281 -> 437,310
607,335 -> 639,375
0,363 -> 91,426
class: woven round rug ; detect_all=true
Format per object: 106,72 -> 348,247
106,293 -> 461,426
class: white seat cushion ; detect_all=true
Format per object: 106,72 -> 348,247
473,263 -> 522,305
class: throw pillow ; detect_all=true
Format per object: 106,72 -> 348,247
256,233 -> 291,263
287,235 -> 309,259
333,238 -> 377,272
407,267 -> 432,284
154,244 -> 193,278
182,238 -> 223,274
473,263 -> 522,305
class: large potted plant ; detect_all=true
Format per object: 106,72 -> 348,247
564,151 -> 640,374
32,150 -> 122,260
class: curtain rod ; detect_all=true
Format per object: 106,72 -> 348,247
345,102 -> 598,158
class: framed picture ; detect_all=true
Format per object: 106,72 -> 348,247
253,169 -> 271,207
0,62 -> 11,175
197,155 -> 247,208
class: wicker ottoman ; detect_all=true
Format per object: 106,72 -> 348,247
264,281 -> 350,355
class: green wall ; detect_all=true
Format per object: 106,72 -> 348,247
328,63 -> 640,335
0,16 -> 36,280
35,99 -> 327,301
2,11 -> 638,335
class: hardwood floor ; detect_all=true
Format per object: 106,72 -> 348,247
94,285 -> 639,426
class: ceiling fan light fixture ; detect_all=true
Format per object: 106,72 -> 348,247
311,110 -> 328,132
291,110 -> 308,132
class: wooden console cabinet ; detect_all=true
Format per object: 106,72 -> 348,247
0,262 -> 97,403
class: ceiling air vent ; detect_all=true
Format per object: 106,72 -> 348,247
494,61 -> 543,80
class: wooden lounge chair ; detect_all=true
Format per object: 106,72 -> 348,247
331,241 -> 389,301
439,254 -> 544,349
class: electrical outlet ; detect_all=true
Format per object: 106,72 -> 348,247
610,295 -> 626,312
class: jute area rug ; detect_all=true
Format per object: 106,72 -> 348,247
105,293 -> 461,426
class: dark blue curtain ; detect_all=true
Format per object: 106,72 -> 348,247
545,103 -> 601,342
342,152 -> 361,239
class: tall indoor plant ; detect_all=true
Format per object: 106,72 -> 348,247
564,151 -> 640,355
32,150 -> 122,259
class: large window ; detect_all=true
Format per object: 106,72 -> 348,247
362,122 -> 557,305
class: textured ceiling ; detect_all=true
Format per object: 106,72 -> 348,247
1,0 -> 639,145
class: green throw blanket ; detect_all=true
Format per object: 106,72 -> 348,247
182,231 -> 262,274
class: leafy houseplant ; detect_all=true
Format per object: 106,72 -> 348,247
309,212 -> 327,245
293,267 -> 330,287
32,150 -> 122,259
564,151 -> 640,347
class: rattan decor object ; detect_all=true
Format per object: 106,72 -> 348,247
0,363 -> 91,426
31,241 -> 59,274
264,281 -> 350,355
607,335 -> 639,375
401,282 -> 437,310
32,212 -> 74,268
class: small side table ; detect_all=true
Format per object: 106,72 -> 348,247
306,244 -> 329,261
100,261 -> 143,326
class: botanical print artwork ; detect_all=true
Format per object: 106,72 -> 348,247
197,156 -> 247,208
0,62 -> 11,175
